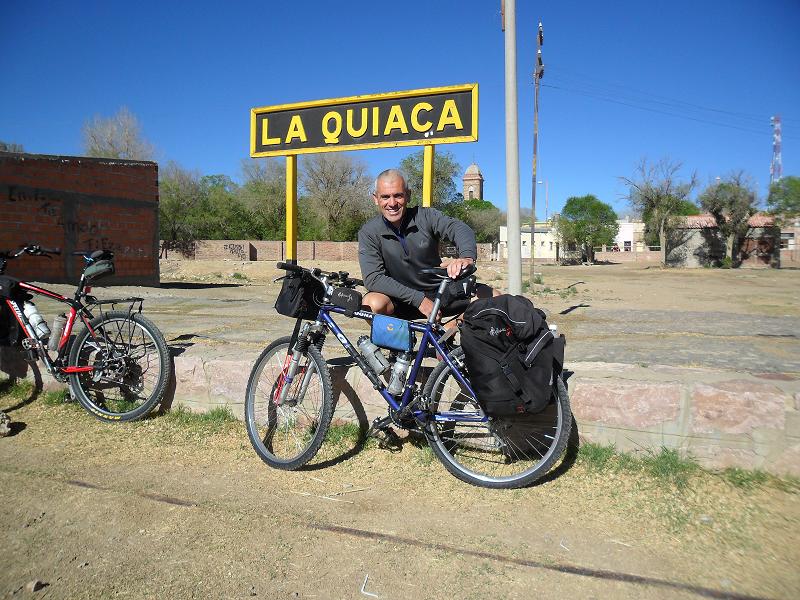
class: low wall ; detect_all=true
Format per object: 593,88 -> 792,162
162,240 -> 494,262
8,347 -> 798,476
594,250 -> 661,263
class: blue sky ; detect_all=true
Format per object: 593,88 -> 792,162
2,0 -> 798,219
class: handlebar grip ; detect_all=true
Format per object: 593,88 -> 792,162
276,261 -> 304,273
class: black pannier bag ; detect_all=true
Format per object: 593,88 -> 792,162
460,294 -> 565,416
274,273 -> 324,320
329,287 -> 362,317
0,276 -> 25,347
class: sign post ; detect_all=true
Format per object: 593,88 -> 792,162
250,84 -> 478,260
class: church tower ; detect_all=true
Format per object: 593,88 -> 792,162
462,163 -> 484,201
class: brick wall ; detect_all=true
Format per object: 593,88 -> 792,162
195,240 -> 255,261
0,152 -> 159,285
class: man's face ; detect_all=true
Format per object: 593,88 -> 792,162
373,176 -> 408,226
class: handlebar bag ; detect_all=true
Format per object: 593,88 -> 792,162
371,315 -> 413,352
440,275 -> 477,312
274,273 -> 323,320
329,287 -> 362,317
84,259 -> 115,281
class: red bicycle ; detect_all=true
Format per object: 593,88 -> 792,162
0,244 -> 170,422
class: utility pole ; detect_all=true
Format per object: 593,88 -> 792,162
770,115 -> 782,184
503,0 -> 522,295
530,21 -> 544,287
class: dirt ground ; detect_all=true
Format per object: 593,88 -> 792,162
2,259 -> 799,599
2,394 -> 799,600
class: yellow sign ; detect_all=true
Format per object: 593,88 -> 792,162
250,84 -> 478,157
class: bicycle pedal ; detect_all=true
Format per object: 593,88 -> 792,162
374,427 -> 403,452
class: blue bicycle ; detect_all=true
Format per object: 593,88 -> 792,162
244,262 -> 572,489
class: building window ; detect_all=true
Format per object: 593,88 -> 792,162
624,241 -> 632,251
781,232 -> 794,249
468,186 -> 474,200
550,242 -> 553,250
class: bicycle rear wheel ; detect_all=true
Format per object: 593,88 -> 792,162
245,336 -> 333,470
423,348 -> 572,489
68,311 -> 171,422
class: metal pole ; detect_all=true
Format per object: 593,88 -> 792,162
285,154 -> 298,263
422,144 -> 435,207
530,21 -> 544,287
504,0 -> 522,295
530,73 -> 540,285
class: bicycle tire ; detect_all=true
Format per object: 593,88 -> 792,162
423,347 -> 572,489
68,311 -> 171,422
245,336 -> 333,470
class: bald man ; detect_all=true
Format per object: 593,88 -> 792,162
358,169 -> 492,320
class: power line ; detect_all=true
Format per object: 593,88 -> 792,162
547,65 -> 796,125
542,82 -> 800,141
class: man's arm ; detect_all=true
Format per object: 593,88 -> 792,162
358,228 -> 426,307
426,209 -> 477,278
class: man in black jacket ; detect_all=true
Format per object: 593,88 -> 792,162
358,169 -> 492,319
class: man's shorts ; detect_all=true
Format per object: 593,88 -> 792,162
390,282 -> 492,321
391,296 -> 471,321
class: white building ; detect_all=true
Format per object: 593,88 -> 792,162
614,217 -> 646,252
498,221 -> 560,261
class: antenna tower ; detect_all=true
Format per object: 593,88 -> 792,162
770,115 -> 782,183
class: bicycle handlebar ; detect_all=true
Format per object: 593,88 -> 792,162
276,262 -> 364,288
0,244 -> 62,259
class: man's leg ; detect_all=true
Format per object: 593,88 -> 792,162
362,292 -> 395,315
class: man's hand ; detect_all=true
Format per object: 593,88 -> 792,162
446,257 -> 474,279
418,297 -> 440,320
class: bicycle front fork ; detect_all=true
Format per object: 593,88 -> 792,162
276,322 -> 323,405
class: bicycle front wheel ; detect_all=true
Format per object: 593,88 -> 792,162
423,348 -> 572,489
245,336 -> 333,470
68,311 -> 171,422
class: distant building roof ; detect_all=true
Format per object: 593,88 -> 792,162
680,213 -> 775,229
464,163 -> 483,177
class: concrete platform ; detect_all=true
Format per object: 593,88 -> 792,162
4,278 -> 799,476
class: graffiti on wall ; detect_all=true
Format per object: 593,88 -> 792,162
5,186 -> 148,257
223,243 -> 248,260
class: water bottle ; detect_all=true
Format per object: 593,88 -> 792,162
387,352 -> 412,396
357,336 -> 390,375
23,301 -> 51,341
48,313 -> 67,352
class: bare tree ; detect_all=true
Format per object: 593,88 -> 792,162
621,158 -> 697,266
698,171 -> 758,265
82,106 -> 155,160
300,153 -> 373,241
0,141 -> 25,153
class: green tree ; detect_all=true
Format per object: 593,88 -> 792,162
766,176 -> 800,218
0,141 -> 24,152
444,197 -> 505,243
82,106 -> 155,160
557,195 -> 618,262
398,149 -> 461,208
238,158 -> 287,240
159,161 -> 203,243
621,158 -> 697,266
642,199 -> 700,246
698,171 -> 758,265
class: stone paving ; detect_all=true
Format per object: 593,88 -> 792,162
4,276 -> 799,476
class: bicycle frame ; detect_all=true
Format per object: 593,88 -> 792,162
4,279 -> 143,381
314,304 -> 485,424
